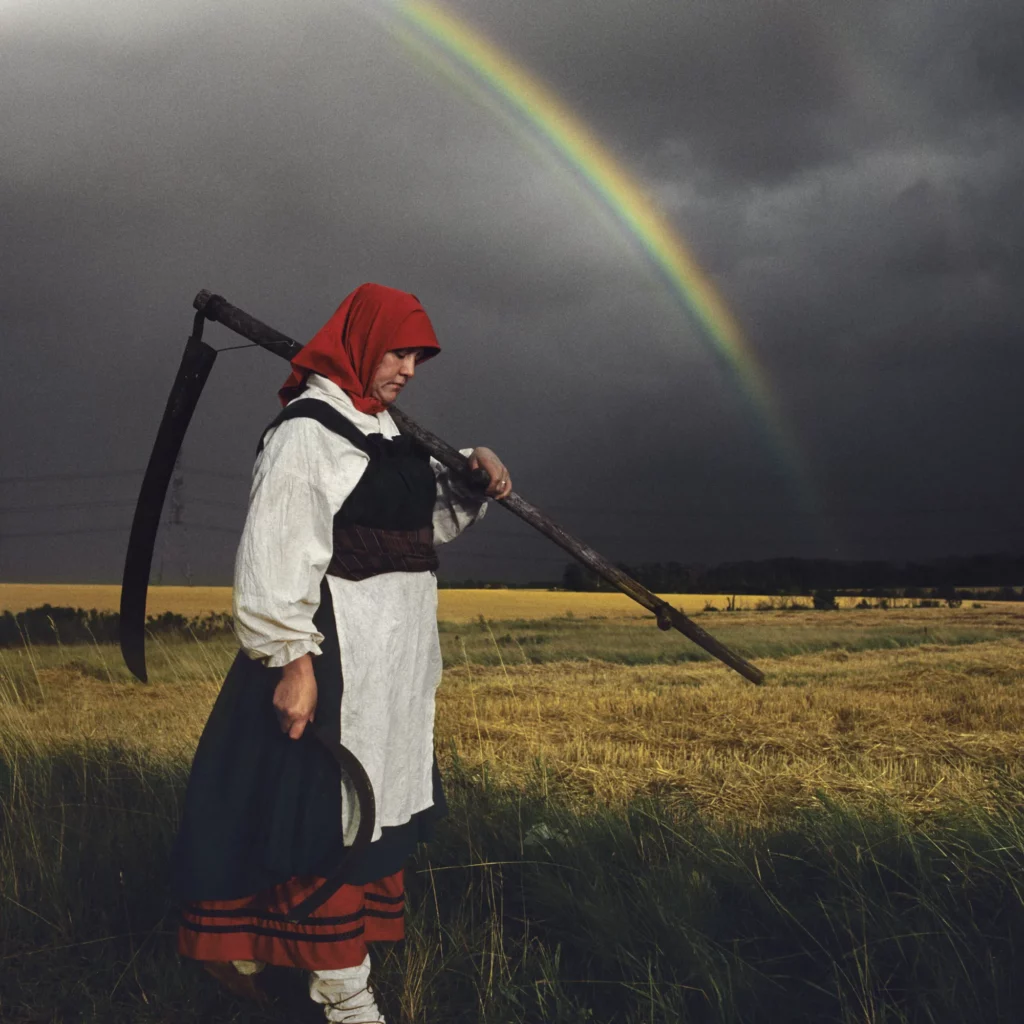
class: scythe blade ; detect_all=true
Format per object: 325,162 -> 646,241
119,311 -> 218,682
119,302 -> 377,919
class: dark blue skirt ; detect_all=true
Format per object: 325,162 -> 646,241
170,580 -> 446,902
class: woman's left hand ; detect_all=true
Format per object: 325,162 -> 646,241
468,447 -> 512,500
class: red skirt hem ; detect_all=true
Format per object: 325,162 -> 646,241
177,869 -> 405,971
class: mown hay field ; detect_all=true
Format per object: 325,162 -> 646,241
4,605 -> 1023,825
2,601 -> 1023,1022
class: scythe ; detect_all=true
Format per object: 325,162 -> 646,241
119,290 -> 765,915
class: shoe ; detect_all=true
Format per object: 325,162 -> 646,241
309,955 -> 386,1022
201,959 -> 270,1005
318,984 -> 386,1023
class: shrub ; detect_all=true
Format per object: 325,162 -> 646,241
0,605 -> 235,648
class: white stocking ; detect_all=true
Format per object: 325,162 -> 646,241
309,954 -> 386,1023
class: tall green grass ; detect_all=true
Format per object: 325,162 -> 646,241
3,739 -> 1022,1023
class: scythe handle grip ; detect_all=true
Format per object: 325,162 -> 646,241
192,289 -> 765,685
194,290 -> 304,361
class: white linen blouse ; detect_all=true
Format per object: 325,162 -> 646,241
232,373 -> 487,842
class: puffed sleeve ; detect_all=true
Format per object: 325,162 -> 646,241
431,449 -> 488,545
232,416 -> 370,667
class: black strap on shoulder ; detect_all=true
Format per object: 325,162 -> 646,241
257,399 -> 376,455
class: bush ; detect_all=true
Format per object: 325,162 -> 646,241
812,590 -> 838,611
0,605 -> 235,648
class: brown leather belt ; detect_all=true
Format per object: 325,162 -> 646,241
326,523 -> 438,581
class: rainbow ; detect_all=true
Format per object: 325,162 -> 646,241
356,0 -> 813,501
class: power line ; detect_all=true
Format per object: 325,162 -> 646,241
1,495 -> 1016,526
537,500 -> 1024,522
5,518 -> 1016,548
3,491 -> 1018,520
0,469 -> 145,484
193,498 -> 244,509
180,521 -> 239,535
4,466 -> 1019,522
182,466 -> 252,483
1,525 -> 133,539
182,467 -> 1017,517
0,497 -> 242,516
0,500 -> 137,514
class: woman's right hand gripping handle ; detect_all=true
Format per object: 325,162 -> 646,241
273,653 -> 318,739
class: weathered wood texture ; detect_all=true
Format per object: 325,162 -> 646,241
192,290 -> 765,685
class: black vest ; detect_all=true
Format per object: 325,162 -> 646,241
259,399 -> 439,580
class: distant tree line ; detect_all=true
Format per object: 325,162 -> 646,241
561,553 -> 1024,598
0,605 -> 235,648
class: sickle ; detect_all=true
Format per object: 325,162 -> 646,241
119,309 -> 376,921
286,724 -> 377,921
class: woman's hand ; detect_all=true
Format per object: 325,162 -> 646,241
468,447 -> 512,500
273,653 -> 318,739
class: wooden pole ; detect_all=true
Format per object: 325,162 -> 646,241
193,290 -> 766,686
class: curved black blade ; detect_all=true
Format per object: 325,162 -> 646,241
120,323 -> 218,681
285,730 -> 377,922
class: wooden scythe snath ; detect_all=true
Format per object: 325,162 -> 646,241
132,289 -> 763,686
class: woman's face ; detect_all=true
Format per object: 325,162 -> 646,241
369,348 -> 423,406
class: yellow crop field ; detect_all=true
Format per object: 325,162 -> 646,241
436,590 -> 780,620
0,583 -> 234,617
0,583 -> 964,620
0,584 -> 772,619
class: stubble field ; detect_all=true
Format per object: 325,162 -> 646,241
1,593 -> 1023,1022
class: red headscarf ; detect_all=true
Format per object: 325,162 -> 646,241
278,283 -> 441,413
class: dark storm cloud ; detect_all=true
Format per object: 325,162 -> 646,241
444,0 -> 1024,183
442,0 -> 851,183
1,0 -> 1022,583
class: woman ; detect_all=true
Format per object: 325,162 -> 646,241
171,283 -> 511,1023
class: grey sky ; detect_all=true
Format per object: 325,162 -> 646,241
2,0 -> 1021,584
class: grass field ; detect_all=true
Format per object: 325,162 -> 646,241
2,600 -> 1023,1021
